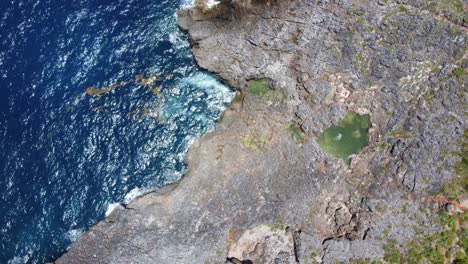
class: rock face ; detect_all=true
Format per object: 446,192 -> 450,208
57,0 -> 467,263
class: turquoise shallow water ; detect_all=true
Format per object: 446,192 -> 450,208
0,0 -> 233,263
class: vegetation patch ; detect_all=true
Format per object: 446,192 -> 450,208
373,142 -> 388,150
384,128 -> 467,263
424,0 -> 466,24
440,169 -> 468,201
240,133 -> 267,152
386,129 -> 413,139
317,112 -> 371,162
440,129 -> 467,201
383,211 -> 467,263
285,122 -> 305,144
248,79 -> 283,103
355,52 -> 372,75
349,258 -> 383,264
453,67 -> 467,78
450,115 -> 457,123
270,215 -> 286,232
399,5 -> 408,13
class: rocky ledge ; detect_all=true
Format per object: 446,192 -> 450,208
57,0 -> 467,263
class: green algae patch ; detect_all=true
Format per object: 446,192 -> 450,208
248,79 -> 283,103
317,112 -> 371,162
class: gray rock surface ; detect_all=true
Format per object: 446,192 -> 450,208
56,0 -> 467,263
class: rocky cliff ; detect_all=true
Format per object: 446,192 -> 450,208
56,0 -> 467,263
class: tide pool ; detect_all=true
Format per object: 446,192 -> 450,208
317,113 -> 371,162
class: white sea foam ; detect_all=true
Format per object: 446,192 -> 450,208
66,228 -> 84,243
124,187 -> 145,204
206,0 -> 221,8
180,0 -> 195,9
181,0 -> 220,9
183,72 -> 234,101
158,72 -> 234,123
168,30 -> 190,50
8,254 -> 31,264
105,202 -> 121,217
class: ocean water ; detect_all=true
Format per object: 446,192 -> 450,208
0,0 -> 233,263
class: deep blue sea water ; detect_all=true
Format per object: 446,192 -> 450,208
0,0 -> 233,263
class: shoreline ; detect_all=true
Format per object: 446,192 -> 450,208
56,1 -> 467,263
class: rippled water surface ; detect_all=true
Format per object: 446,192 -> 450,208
0,0 -> 233,263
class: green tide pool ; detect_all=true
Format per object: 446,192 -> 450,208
317,112 -> 371,162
